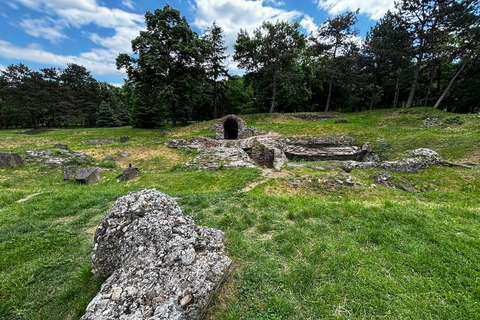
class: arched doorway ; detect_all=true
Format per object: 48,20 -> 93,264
224,118 -> 238,139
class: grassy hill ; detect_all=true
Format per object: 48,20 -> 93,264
0,108 -> 479,319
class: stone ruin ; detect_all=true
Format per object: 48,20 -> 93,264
168,133 -> 449,173
63,166 -> 102,184
0,152 -> 23,168
81,189 -> 231,320
210,115 -> 264,140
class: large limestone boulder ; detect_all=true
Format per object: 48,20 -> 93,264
82,189 -> 231,320
0,152 -> 23,167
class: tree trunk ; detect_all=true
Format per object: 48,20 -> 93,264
369,71 -> 377,111
393,72 -> 401,108
325,77 -> 333,112
269,71 -> 277,113
171,102 -> 177,127
433,59 -> 467,109
406,57 -> 422,108
213,80 -> 218,119
423,72 -> 435,107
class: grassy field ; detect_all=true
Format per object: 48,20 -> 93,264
0,108 -> 479,319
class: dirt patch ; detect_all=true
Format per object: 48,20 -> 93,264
241,169 -> 290,192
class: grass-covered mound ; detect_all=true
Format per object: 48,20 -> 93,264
1,108 -> 479,319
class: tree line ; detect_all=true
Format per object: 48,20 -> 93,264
0,64 -> 130,129
1,0 -> 479,129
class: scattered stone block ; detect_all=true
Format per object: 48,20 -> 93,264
121,166 -> 140,180
53,143 -> 68,149
81,139 -> 114,145
0,152 -> 23,167
117,152 -> 130,157
119,135 -> 130,143
81,189 -> 231,320
76,168 -> 102,184
63,166 -> 80,181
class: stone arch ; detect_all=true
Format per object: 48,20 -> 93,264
224,118 -> 239,139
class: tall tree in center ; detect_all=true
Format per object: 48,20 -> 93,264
234,21 -> 306,113
116,5 -> 207,127
311,11 -> 359,112
203,21 -> 229,119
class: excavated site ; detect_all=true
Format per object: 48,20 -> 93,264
168,114 -> 444,174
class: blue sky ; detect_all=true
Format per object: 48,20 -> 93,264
0,0 -> 397,85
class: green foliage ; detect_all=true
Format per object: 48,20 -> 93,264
372,139 -> 395,161
96,101 -> 120,127
234,20 -> 307,113
116,5 -> 208,127
0,108 -> 479,319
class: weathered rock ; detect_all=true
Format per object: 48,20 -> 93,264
272,148 -> 287,171
119,136 -> 130,143
280,136 -> 367,161
53,143 -> 68,150
117,152 -> 130,157
82,189 -> 231,320
185,147 -> 257,170
76,168 -> 102,184
168,137 -> 223,150
25,149 -> 93,166
0,152 -> 23,167
81,139 -> 115,145
345,148 -> 442,173
121,166 -> 140,180
63,166 -> 80,180
373,172 -> 393,185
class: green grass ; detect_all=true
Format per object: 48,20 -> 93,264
1,108 -> 479,319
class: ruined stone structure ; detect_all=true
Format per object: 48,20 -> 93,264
211,115 -> 264,140
81,189 -> 231,320
63,166 -> 102,184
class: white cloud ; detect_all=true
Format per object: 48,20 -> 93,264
122,0 -> 135,10
13,0 -> 98,12
0,40 -> 124,78
192,0 -> 303,74
0,64 -> 6,71
316,0 -> 396,20
300,15 -> 318,35
27,43 -> 44,50
89,26 -> 142,54
264,0 -> 285,6
5,0 -> 145,79
7,2 -> 19,9
20,18 -> 68,43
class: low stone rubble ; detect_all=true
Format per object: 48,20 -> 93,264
185,147 -> 257,169
345,148 -> 442,173
0,152 -> 23,167
81,139 -> 115,145
81,189 -> 231,320
25,148 -> 93,166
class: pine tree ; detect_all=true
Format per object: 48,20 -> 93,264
203,21 -> 229,119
